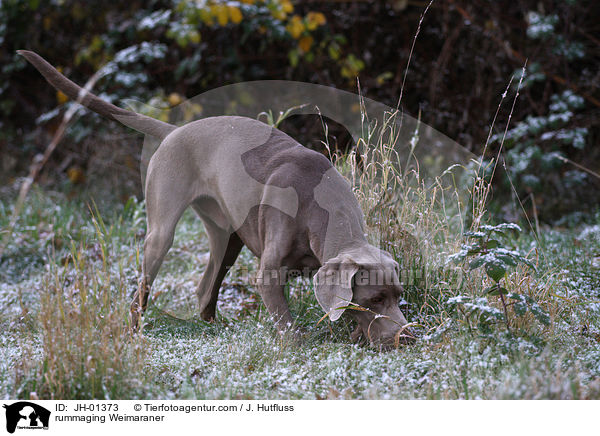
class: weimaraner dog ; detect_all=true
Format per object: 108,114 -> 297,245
19,50 -> 414,348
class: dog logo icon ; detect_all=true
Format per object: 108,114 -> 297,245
2,402 -> 50,433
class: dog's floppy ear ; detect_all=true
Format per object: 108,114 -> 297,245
314,254 -> 360,321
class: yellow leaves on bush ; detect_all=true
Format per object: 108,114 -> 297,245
183,102 -> 204,122
271,9 -> 286,20
281,0 -> 294,14
202,3 -> 243,26
75,35 -> 105,67
375,71 -> 393,85
340,54 -> 365,81
176,0 -> 323,49
67,166 -> 85,185
286,15 -> 304,39
188,30 -> 201,43
56,90 -> 69,105
266,0 -> 294,20
175,1 -> 325,59
286,11 -> 326,41
229,6 -> 243,24
484,19 -> 497,31
306,12 -> 326,30
328,42 -> 341,60
156,111 -> 170,123
71,2 -> 86,20
198,7 -> 214,25
211,4 -> 229,26
298,36 -> 313,52
43,16 -> 52,31
168,93 -> 183,107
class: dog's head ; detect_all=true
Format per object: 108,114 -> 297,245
314,244 -> 414,349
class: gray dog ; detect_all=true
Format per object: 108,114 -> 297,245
19,50 -> 414,348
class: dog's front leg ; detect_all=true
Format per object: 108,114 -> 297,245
130,278 -> 150,330
257,253 -> 294,333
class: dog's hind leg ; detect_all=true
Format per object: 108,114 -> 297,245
195,224 -> 244,321
131,176 -> 192,329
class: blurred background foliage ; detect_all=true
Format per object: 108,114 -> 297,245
0,0 -> 598,222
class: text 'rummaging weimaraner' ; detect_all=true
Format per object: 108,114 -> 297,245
19,50 -> 415,348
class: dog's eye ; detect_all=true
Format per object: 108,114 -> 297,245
370,295 -> 385,305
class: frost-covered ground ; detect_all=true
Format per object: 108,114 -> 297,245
0,188 -> 599,399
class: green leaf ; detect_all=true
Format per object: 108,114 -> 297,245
328,43 -> 341,60
288,49 -> 299,67
486,286 -> 509,296
469,257 -> 486,270
464,242 -> 483,255
447,251 -> 467,264
483,222 -> 522,234
485,262 -> 506,282
514,301 -> 528,316
446,295 -> 472,306
464,231 -> 486,239
495,253 -> 518,267
477,322 -> 494,334
507,293 -> 550,325
530,304 -> 551,326
507,293 -> 525,302
485,239 -> 500,249
522,294 -> 536,305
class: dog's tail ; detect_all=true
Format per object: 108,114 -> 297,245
17,50 -> 176,140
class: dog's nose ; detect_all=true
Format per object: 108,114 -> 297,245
373,329 -> 416,351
